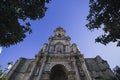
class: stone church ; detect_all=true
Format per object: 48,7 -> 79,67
7,27 -> 114,80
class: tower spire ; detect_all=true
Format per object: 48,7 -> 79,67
49,27 -> 71,42
54,27 -> 66,36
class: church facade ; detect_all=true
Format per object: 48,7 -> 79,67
7,27 -> 114,80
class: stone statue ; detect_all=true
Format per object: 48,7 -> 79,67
42,43 -> 48,52
65,45 -> 70,52
49,46 -> 54,52
55,44 -> 63,53
71,43 -> 78,53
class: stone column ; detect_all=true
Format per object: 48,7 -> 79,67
37,62 -> 45,80
28,54 -> 43,80
72,57 -> 81,80
80,58 -> 92,80
7,58 -> 23,79
68,71 -> 76,80
38,54 -> 48,80
28,60 -> 38,80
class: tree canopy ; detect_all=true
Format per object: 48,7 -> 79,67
0,0 -> 50,47
86,0 -> 120,46
113,66 -> 120,80
0,66 -> 7,80
1,0 -> 120,47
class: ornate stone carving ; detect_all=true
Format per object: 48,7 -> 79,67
65,45 -> 70,52
42,43 -> 48,52
7,27 -> 114,80
49,46 -> 54,52
55,44 -> 63,53
71,43 -> 78,53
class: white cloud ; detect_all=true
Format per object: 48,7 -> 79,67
0,47 -> 2,54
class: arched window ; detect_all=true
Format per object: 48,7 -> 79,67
50,64 -> 67,80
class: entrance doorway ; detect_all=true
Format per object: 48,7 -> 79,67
50,64 -> 67,80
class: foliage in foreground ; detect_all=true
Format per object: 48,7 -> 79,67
0,66 -> 7,80
113,66 -> 120,80
0,0 -> 50,47
1,0 -> 120,47
87,0 -> 120,46
104,66 -> 120,80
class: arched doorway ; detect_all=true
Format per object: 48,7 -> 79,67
50,64 -> 67,80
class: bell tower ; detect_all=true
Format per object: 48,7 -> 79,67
33,27 -> 92,80
48,27 -> 71,54
54,27 -> 66,37
7,27 -> 114,80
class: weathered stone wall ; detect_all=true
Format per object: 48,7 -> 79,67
7,58 -> 34,80
85,56 -> 114,80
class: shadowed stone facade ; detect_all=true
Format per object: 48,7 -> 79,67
7,27 -> 114,80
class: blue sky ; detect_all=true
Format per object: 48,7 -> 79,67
0,0 -> 120,70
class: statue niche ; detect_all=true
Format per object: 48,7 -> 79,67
49,46 -> 54,52
65,45 -> 70,52
55,43 -> 64,53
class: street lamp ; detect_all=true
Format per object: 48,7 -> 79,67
6,62 -> 13,70
0,62 -> 13,79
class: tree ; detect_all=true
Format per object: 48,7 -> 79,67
86,0 -> 120,46
0,66 -> 7,80
0,0 -> 50,47
113,66 -> 120,80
